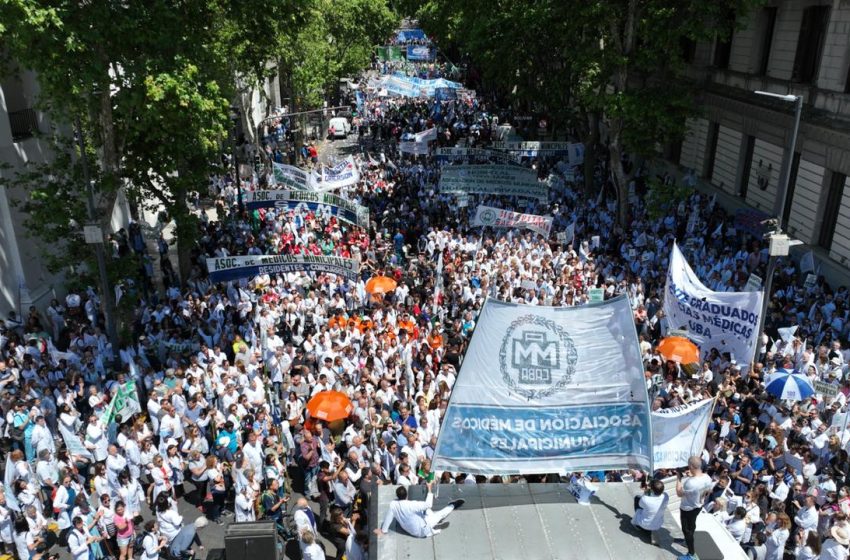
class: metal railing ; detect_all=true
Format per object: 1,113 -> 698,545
8,107 -> 39,141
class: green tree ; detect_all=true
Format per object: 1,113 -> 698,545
413,0 -> 758,224
0,0 -> 310,285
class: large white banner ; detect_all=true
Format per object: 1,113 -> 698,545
435,147 -> 519,166
471,205 -> 553,237
272,162 -> 311,190
414,128 -> 437,142
432,296 -> 652,475
664,242 -> 763,368
207,254 -> 360,283
652,398 -> 714,469
243,190 -> 370,228
399,141 -> 430,155
440,164 -> 548,200
309,156 -> 361,191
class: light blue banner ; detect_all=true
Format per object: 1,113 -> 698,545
439,403 -> 650,461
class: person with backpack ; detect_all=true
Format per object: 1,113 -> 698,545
259,479 -> 289,525
138,520 -> 168,560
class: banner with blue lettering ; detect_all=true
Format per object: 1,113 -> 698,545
663,242 -> 763,369
243,190 -> 370,228
395,28 -> 427,43
406,45 -> 434,61
206,254 -> 360,283
432,296 -> 652,475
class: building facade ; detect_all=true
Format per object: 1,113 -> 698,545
678,0 -> 850,270
0,68 -> 132,319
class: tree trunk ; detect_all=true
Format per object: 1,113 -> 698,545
582,111 -> 600,198
609,132 -> 631,228
172,190 -> 195,287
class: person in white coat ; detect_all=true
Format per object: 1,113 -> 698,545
68,516 -> 102,560
234,487 -> 256,522
375,481 -> 464,538
52,475 -> 74,532
765,513 -> 791,560
300,529 -> 324,560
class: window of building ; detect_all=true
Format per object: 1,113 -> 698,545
819,171 -> 846,250
680,37 -> 696,64
792,5 -> 830,84
740,135 -> 755,199
757,7 -> 777,76
713,36 -> 733,69
705,122 -> 720,181
7,108 -> 39,142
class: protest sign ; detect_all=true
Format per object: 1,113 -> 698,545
435,147 -> 519,166
588,288 -> 604,303
406,45 -> 434,61
440,164 -> 548,200
102,381 -> 142,424
814,380 -> 839,397
310,156 -> 360,191
399,141 -> 430,155
432,296 -> 652,475
664,242 -> 763,370
471,205 -> 553,237
243,190 -> 370,228
272,162 -> 311,190
207,254 -> 360,283
745,274 -> 763,292
651,398 -> 714,469
60,424 -> 93,459
804,273 -> 817,289
414,128 -> 437,142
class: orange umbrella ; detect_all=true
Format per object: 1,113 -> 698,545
365,275 -> 397,295
306,390 -> 353,422
658,336 -> 700,364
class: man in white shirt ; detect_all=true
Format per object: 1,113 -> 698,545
632,479 -> 669,536
676,456 -> 714,560
794,495 -> 818,535
375,481 -> 464,538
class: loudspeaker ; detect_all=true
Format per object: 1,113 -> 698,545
224,521 -> 280,560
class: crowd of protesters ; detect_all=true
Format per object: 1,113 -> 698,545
1,40 -> 850,560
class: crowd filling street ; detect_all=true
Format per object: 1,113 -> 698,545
2,33 -> 850,560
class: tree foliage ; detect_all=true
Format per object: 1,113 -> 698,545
411,0 -> 759,224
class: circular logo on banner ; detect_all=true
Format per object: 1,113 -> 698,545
478,208 -> 498,226
499,315 -> 578,400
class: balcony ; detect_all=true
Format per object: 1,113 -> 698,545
7,107 -> 39,142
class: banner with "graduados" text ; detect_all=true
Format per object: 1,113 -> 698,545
432,295 -> 652,475
207,254 -> 360,283
664,242 -> 763,369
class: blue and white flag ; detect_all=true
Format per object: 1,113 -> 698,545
432,296 -> 652,475
652,398 -> 714,469
406,45 -> 434,61
664,242 -> 763,369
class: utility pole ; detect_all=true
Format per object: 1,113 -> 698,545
75,118 -> 120,368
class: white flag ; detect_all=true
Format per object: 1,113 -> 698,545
652,398 -> 714,469
800,251 -> 815,274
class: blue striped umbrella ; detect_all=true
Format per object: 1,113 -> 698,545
765,368 -> 815,401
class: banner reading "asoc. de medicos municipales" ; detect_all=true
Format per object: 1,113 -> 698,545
664,242 -> 763,369
432,296 -> 652,475
207,254 -> 360,283
243,190 -> 370,228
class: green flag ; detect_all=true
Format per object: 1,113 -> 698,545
103,381 -> 142,424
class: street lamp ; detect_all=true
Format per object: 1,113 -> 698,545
230,106 -> 244,213
752,91 -> 804,360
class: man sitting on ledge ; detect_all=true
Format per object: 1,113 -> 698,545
374,481 -> 464,538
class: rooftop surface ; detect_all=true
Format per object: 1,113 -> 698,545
372,482 -> 688,560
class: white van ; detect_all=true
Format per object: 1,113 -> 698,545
328,117 -> 351,139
